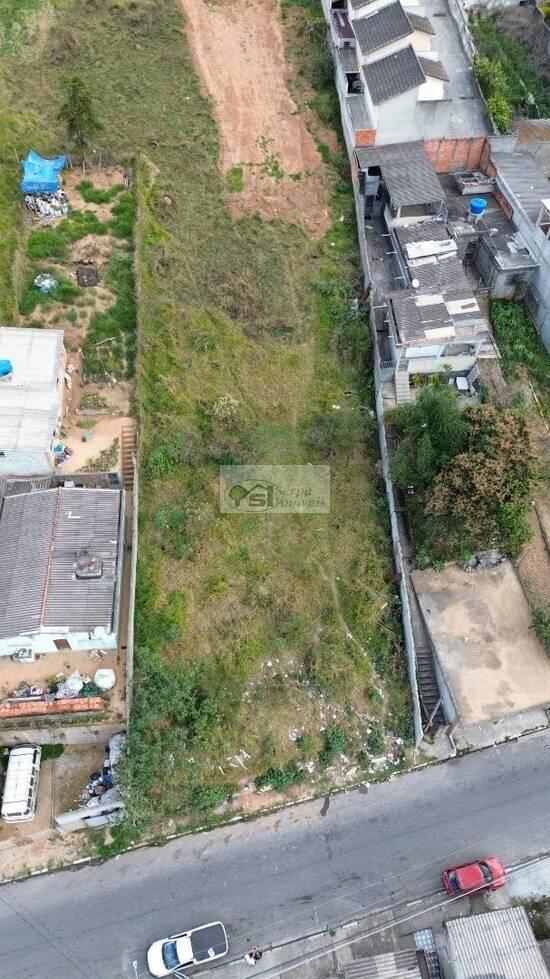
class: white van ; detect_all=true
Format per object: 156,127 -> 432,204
1,744 -> 42,823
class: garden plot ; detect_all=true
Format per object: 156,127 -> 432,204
18,166 -> 136,472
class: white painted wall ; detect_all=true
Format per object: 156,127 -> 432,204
417,76 -> 445,102
0,628 -> 118,658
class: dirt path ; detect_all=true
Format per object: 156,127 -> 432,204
179,0 -> 331,236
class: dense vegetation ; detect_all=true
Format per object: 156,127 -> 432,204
389,386 -> 534,563
491,300 -> 550,415
472,17 -> 550,129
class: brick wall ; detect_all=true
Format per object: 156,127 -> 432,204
424,137 -> 488,174
0,697 -> 105,719
356,129 -> 376,147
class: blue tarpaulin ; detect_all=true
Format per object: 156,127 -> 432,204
0,360 -> 13,377
20,150 -> 67,195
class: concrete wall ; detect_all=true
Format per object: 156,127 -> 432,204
372,333 -> 424,745
0,721 -> 123,747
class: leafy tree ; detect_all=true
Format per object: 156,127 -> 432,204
58,76 -> 102,149
389,385 -> 467,493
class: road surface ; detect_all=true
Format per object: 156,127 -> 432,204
1,731 -> 550,979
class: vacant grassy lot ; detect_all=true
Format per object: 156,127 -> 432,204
1,0 -> 409,829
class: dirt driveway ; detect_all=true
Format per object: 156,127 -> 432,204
179,0 -> 331,236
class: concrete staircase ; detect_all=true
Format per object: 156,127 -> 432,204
416,643 -> 444,728
120,422 -> 137,490
395,360 -> 411,404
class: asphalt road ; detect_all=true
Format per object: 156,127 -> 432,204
2,731 -> 550,979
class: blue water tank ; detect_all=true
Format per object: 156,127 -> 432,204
469,197 -> 487,216
0,359 -> 13,377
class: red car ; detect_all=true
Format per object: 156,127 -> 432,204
442,857 -> 506,896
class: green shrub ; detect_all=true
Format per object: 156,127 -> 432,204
473,54 -> 512,133
77,180 -> 124,204
58,209 -> 108,240
41,744 -> 65,760
225,166 -> 244,192
255,760 -> 305,791
110,191 -> 136,239
188,783 -> 228,812
365,724 -> 385,755
532,604 -> 550,654
487,94 -> 511,134
319,726 -> 347,767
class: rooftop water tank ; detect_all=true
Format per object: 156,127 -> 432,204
469,197 -> 487,217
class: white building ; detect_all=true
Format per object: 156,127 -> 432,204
0,328 -> 66,476
0,485 -> 124,657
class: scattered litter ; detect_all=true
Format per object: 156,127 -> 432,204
34,273 -> 58,293
93,668 -> 116,691
461,550 -> 504,571
88,649 -> 106,662
25,190 -> 69,219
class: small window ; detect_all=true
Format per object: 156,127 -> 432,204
54,639 -> 71,651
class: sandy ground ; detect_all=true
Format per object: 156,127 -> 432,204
413,561 -> 550,724
179,0 -> 331,236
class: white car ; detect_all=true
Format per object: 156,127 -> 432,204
147,921 -> 228,977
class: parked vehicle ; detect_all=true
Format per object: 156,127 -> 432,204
147,921 -> 228,977
1,744 -> 42,823
443,857 -> 506,895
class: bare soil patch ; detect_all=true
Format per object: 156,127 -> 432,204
179,0 -> 331,236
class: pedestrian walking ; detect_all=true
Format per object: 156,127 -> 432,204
244,946 -> 263,965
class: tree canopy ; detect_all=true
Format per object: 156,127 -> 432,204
58,76 -> 102,150
389,386 -> 534,560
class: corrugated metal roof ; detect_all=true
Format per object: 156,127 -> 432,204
354,3 -> 412,55
0,487 -> 122,640
418,57 -> 449,82
363,46 -> 426,105
350,0 -> 378,9
345,949 -> 422,979
407,12 -> 436,34
337,46 -> 359,73
356,142 -> 444,207
492,151 -> 550,223
346,94 -> 374,130
0,328 -> 64,453
445,907 -> 550,979
395,222 -> 450,248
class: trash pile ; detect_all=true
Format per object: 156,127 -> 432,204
34,273 -> 58,294
461,550 -> 505,572
53,441 -> 73,465
78,732 -> 126,806
25,190 -> 69,219
5,669 -> 115,703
